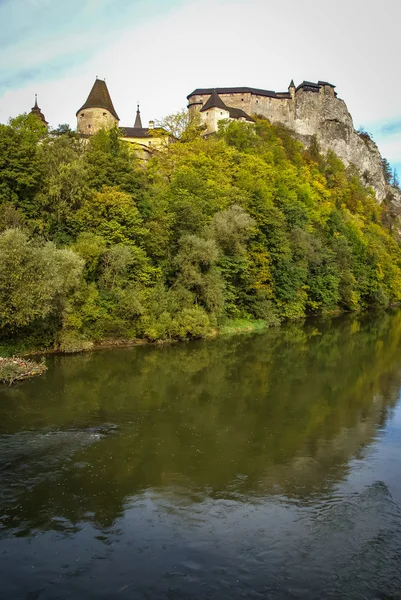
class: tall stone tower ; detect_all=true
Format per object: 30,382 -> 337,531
76,78 -> 119,135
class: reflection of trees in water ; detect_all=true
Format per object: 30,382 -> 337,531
1,310 -> 401,534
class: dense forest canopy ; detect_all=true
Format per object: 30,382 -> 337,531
1,112 -> 401,352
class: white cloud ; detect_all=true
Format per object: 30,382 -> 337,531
1,0 -> 400,166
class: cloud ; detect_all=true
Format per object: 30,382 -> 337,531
0,0 -> 184,94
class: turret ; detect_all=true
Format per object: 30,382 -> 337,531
134,103 -> 142,128
30,94 -> 48,126
318,81 -> 336,97
288,79 -> 296,100
76,78 -> 119,135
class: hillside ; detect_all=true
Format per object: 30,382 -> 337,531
1,113 -> 401,352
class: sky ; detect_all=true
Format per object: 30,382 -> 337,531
0,0 -> 400,175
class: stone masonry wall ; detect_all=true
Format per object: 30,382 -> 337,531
201,106 -> 230,135
77,107 -> 118,135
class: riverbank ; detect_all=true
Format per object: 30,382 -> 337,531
0,357 -> 47,385
0,318 -> 271,359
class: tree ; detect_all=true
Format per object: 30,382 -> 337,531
73,186 -> 147,246
0,229 -> 84,329
34,134 -> 88,240
0,116 -> 45,209
382,158 -> 392,184
51,124 -> 79,138
84,127 -> 143,193
174,234 -> 224,314
155,109 -> 203,141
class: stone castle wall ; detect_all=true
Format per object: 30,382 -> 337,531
202,106 -> 230,134
77,107 -> 118,135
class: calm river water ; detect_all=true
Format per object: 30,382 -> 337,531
1,312 -> 401,599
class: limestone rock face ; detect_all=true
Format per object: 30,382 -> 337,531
291,90 -> 400,207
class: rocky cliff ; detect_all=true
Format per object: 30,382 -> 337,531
289,89 -> 401,210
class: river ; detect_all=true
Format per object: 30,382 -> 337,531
1,312 -> 401,599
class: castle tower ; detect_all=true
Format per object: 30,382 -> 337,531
288,79 -> 296,100
134,103 -> 142,128
76,78 -> 119,135
30,94 -> 48,126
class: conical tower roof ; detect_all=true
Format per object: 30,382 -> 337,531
30,94 -> 48,125
76,78 -> 119,120
134,103 -> 142,128
289,79 -> 295,88
200,89 -> 228,112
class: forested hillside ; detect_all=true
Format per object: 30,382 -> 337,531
1,113 -> 401,352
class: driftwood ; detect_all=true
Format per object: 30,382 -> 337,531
0,357 -> 47,385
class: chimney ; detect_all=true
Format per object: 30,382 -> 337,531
148,120 -> 155,129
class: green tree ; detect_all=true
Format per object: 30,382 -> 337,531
0,229 -> 83,329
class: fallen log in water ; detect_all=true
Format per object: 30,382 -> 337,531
0,356 -> 47,385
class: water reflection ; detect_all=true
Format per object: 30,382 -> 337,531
1,311 -> 401,599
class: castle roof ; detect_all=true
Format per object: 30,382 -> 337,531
289,79 -> 295,88
200,89 -> 228,112
30,95 -> 48,125
190,81 -> 336,100
296,80 -> 336,92
134,104 -> 143,128
188,86 -> 279,99
199,90 -> 254,122
296,81 -> 320,91
76,78 -> 119,120
121,127 -> 150,138
227,106 -> 254,121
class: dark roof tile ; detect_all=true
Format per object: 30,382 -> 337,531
134,105 -> 142,128
227,107 -> 254,121
200,89 -> 229,112
188,86 -> 279,99
76,79 -> 119,120
121,127 -> 150,138
30,95 -> 48,125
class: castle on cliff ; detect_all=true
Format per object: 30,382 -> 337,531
28,77 -> 398,204
187,80 -> 337,134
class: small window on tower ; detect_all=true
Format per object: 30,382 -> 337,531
81,113 -> 84,117
88,124 -> 91,129
103,112 -> 107,116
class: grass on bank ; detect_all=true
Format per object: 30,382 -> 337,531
219,319 -> 268,336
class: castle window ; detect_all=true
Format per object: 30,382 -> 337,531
80,113 -> 84,117
88,124 -> 91,129
103,112 -> 107,117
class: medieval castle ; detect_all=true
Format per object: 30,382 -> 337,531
28,77 -> 399,205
